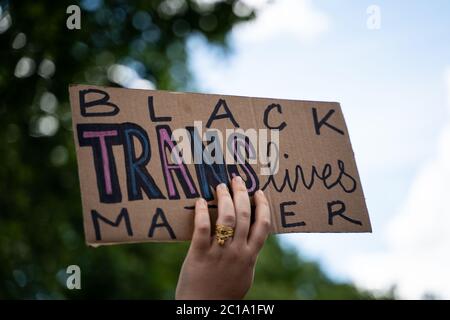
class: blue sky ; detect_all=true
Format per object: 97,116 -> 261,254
187,0 -> 450,298
3,0 -> 449,299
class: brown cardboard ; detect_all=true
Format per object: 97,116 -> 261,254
69,84 -> 371,246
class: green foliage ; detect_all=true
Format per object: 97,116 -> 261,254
0,0 -> 383,299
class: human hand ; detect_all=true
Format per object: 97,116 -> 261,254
175,176 -> 272,300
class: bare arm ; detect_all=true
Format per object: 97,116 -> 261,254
176,176 -> 271,300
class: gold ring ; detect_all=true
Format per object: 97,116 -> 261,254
215,224 -> 234,246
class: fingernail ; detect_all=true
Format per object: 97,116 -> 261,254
217,183 -> 228,191
256,189 -> 264,196
197,198 -> 207,207
234,175 -> 243,184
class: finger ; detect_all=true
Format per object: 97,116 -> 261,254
248,190 -> 271,252
191,198 -> 211,251
231,176 -> 251,243
215,183 -> 236,245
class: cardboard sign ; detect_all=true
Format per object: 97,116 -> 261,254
69,84 -> 371,246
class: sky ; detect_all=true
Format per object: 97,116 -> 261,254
187,0 -> 450,299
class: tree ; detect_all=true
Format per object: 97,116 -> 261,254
0,0 -> 384,299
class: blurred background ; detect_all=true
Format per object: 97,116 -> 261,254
1,0 -> 448,299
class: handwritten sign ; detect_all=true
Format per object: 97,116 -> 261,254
69,84 -> 371,246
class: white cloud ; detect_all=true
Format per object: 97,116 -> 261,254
234,0 -> 330,43
349,68 -> 450,299
107,64 -> 155,90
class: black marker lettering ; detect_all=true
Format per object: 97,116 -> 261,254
122,123 -> 165,201
312,108 -> 344,136
148,96 -> 172,122
187,126 -> 229,201
77,123 -> 122,203
157,125 -> 199,200
261,160 -> 356,194
79,89 -> 119,117
91,208 -> 133,241
327,200 -> 362,226
280,201 -> 306,228
148,208 -> 176,239
263,103 -> 287,131
206,99 -> 240,128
